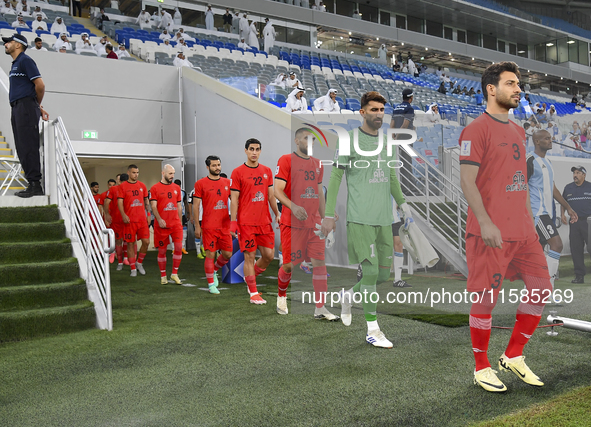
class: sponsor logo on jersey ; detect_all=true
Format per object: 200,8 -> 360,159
174,190 -> 178,195
369,168 -> 389,184
275,165 -> 280,174
263,173 -> 268,180
131,199 -> 143,208
252,191 -> 265,202
225,186 -> 228,191
163,202 -> 176,212
300,186 -> 319,199
460,140 -> 471,156
214,200 -> 227,210
506,171 -> 527,192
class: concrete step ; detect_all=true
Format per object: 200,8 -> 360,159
0,196 -> 50,207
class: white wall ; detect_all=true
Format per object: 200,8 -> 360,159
0,51 -> 181,146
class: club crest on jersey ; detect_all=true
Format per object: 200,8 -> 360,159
252,191 -> 265,202
506,171 -> 527,192
163,202 -> 176,211
214,200 -> 227,210
174,190 -> 178,195
369,168 -> 388,184
300,186 -> 319,199
131,199 -> 143,207
225,186 -> 228,191
263,173 -> 268,180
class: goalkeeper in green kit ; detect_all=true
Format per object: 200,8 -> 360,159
320,91 -> 413,348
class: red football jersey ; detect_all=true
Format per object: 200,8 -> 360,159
118,181 -> 148,223
98,191 -> 109,206
149,182 -> 182,229
230,163 -> 273,226
105,185 -> 122,223
459,112 -> 534,241
93,194 -> 101,205
275,153 -> 323,229
194,176 -> 231,230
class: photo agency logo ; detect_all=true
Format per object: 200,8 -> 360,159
303,122 -> 418,169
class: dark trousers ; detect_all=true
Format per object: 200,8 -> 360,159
10,97 -> 41,182
569,218 -> 590,277
73,0 -> 82,17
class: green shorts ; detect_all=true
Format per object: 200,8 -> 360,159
346,222 -> 393,266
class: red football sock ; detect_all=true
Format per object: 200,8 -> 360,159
205,257 -> 215,285
214,254 -> 230,271
277,265 -> 291,297
157,247 -> 167,277
116,245 -> 123,263
470,314 -> 492,371
123,242 -> 128,258
312,265 -> 328,308
254,263 -> 266,277
245,275 -> 257,295
129,257 -> 137,271
137,252 -> 146,265
172,248 -> 182,275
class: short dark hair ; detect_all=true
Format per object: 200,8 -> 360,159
107,179 -> 116,184
220,173 -> 227,178
120,173 -> 129,182
174,179 -> 181,186
90,182 -> 99,187
34,37 -> 42,43
116,173 -> 121,179
127,164 -> 138,171
245,138 -> 261,149
295,128 -> 311,139
360,91 -> 387,109
481,61 -> 521,101
205,155 -> 221,166
105,44 -> 112,52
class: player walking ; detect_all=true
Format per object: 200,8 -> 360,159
150,164 -> 184,285
193,156 -> 233,294
460,62 -> 552,392
104,174 -> 128,270
274,128 -> 339,320
230,139 -> 280,305
321,91 -> 412,348
118,164 -> 150,277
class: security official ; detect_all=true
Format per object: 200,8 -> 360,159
3,33 -> 49,198
561,165 -> 591,283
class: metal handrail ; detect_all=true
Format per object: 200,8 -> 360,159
50,117 -> 114,331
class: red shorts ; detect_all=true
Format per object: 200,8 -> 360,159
466,232 -> 550,293
123,221 -> 150,243
202,228 -> 232,253
238,223 -> 275,252
110,221 -> 124,241
154,225 -> 183,248
280,224 -> 325,266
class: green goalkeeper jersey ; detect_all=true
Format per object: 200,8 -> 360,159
326,127 -> 406,227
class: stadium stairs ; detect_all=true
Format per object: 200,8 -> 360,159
0,205 -> 95,342
0,131 -> 25,194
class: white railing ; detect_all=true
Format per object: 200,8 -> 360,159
400,148 -> 468,276
42,117 -> 114,331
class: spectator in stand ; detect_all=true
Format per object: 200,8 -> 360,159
401,62 -> 408,73
94,35 -> 108,56
287,71 -> 301,88
205,5 -> 214,31
172,31 -> 183,43
159,29 -> 172,41
231,10 -> 240,34
271,73 -> 287,89
547,121 -> 562,146
32,37 -> 47,51
177,38 -> 191,54
76,33 -> 94,54
426,103 -> 441,123
12,15 -> 29,29
161,38 -> 172,51
15,0 -> 29,15
177,28 -> 195,42
136,8 -> 152,30
223,8 -> 232,33
173,51 -> 193,68
72,0 -> 81,17
248,20 -> 259,50
524,93 -> 532,105
116,44 -> 130,58
352,10 -> 361,19
105,44 -> 117,59
53,33 -> 71,51
50,17 -> 68,35
524,82 -> 531,93
313,88 -> 340,113
239,13 -> 249,41
151,11 -> 160,27
468,87 -> 475,97
452,84 -> 461,95
572,94 -> 578,104
284,87 -> 308,113
158,9 -> 173,31
237,37 -> 250,50
437,81 -> 447,94
474,89 -> 484,106
318,2 -> 326,11
263,18 -> 275,54
1,1 -> 15,15
436,66 -> 442,78
31,14 -> 47,32
173,7 -> 182,28
32,6 -> 47,20
441,74 -> 451,84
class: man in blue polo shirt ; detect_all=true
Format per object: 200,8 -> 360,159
562,165 -> 591,283
3,33 -> 49,198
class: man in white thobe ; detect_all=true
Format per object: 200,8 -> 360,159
76,33 -> 95,54
31,14 -> 47,32
50,16 -> 68,35
173,8 -> 182,27
205,5 -> 214,31
116,44 -> 130,58
95,35 -> 108,56
1,1 -> 15,15
231,11 -> 240,34
313,89 -> 340,113
263,18 -> 275,53
159,29 -> 172,41
178,28 -> 195,42
12,15 -> 29,28
287,72 -> 301,89
136,9 -> 152,30
53,33 -> 72,51
158,9 -> 173,31
237,38 -> 250,50
248,20 -> 259,49
173,52 -> 192,68
378,44 -> 387,63
239,13 -> 249,41
284,87 -> 308,114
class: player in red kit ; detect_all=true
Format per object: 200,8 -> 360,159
150,164 -> 184,285
97,178 -> 117,263
460,62 -> 551,393
193,155 -> 232,294
91,181 -> 100,204
230,139 -> 280,305
118,164 -> 150,277
105,173 -> 128,270
274,128 -> 339,320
